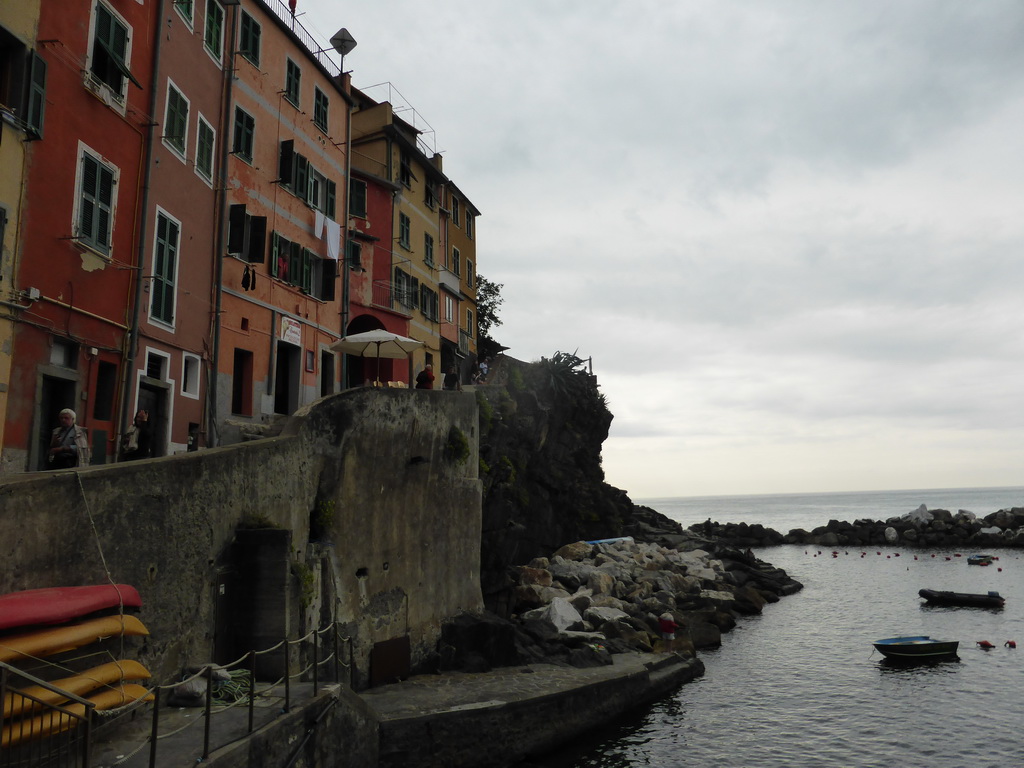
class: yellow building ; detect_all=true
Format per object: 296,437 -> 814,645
350,86 -> 480,384
0,0 -> 43,464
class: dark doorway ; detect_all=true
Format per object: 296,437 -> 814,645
274,341 -> 300,415
138,383 -> 168,457
320,350 -> 335,397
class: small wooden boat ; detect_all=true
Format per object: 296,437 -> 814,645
967,554 -> 995,566
0,585 -> 142,632
873,636 -> 959,660
919,588 -> 1005,608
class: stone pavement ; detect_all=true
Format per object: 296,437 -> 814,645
359,652 -> 704,768
87,681 -> 324,768
359,652 -> 689,720
79,653 -> 700,767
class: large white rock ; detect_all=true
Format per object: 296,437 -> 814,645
584,606 -> 630,625
904,504 -> 932,525
522,596 -> 584,632
884,526 -> 899,544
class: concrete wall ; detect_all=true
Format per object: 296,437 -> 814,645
0,387 -> 481,687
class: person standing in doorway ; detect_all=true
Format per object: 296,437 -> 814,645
443,365 -> 462,391
48,409 -> 91,469
120,409 -> 152,461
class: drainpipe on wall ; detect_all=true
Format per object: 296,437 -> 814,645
120,0 -> 167,456
340,74 -> 353,388
209,2 -> 240,447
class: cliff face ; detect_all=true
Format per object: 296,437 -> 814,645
477,355 -> 634,613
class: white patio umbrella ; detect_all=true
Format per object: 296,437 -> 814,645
329,329 -> 423,385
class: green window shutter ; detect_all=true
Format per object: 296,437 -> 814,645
301,249 -> 313,293
289,241 -> 301,286
25,50 -> 47,139
205,2 -> 223,58
293,154 -> 309,203
196,120 -> 214,179
166,87 -> 188,152
270,232 -> 280,277
79,155 -> 98,243
79,153 -> 114,254
278,140 -> 294,185
325,180 -> 336,219
152,214 -> 178,323
346,240 -> 361,269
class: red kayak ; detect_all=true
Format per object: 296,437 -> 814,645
0,585 -> 142,631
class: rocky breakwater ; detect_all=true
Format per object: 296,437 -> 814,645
512,537 -> 802,660
440,533 -> 801,673
696,505 -> 1024,549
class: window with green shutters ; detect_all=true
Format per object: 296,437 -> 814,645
164,82 -> 188,155
151,212 -> 179,325
92,3 -> 131,95
25,50 -> 47,139
78,151 -> 115,255
424,233 -> 434,266
232,107 -> 254,162
196,116 -> 215,181
239,12 -> 260,66
313,87 -> 329,131
173,0 -> 193,25
204,0 -> 224,60
285,59 -> 300,106
300,248 -> 314,293
399,213 -> 411,249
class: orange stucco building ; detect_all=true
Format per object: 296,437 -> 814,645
0,0 -> 483,471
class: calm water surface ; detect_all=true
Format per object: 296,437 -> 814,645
532,487 -> 1024,768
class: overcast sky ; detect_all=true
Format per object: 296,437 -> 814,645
301,0 -> 1024,499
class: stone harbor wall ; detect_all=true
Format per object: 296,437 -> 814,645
0,387 -> 482,688
698,504 -> 1024,549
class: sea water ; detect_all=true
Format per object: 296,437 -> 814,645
528,486 -> 1024,768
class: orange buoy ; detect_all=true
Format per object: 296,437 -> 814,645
1005,641 -> 1016,649
977,641 -> 995,650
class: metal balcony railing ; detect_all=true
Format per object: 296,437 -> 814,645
263,0 -> 341,78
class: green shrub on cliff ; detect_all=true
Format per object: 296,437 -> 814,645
446,426 -> 470,464
476,389 -> 494,431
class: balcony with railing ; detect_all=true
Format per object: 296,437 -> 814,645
371,281 -> 411,318
263,0 -> 341,78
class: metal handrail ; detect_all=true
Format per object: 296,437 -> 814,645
0,624 -> 352,768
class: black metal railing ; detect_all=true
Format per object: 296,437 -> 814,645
0,623 -> 351,768
1,664 -> 94,768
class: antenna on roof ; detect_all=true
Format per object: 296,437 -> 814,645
330,28 -> 357,71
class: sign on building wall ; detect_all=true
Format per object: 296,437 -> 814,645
280,317 -> 302,346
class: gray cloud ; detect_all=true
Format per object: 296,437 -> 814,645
303,0 -> 1024,494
